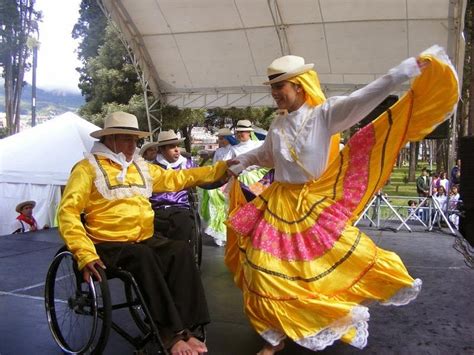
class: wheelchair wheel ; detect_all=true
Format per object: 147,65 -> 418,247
193,216 -> 203,267
124,279 -> 151,334
45,251 -> 112,354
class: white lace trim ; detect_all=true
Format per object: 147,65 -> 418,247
86,153 -> 153,201
381,278 -> 422,306
260,329 -> 286,347
261,306 -> 370,351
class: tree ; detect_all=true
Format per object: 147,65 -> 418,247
207,106 -> 275,130
160,106 -> 206,152
72,0 -> 107,67
77,23 -> 141,117
0,0 -> 41,135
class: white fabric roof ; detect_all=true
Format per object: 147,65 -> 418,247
100,0 -> 466,108
0,112 -> 100,185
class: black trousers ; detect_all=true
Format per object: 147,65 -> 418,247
95,237 -> 209,334
154,207 -> 195,246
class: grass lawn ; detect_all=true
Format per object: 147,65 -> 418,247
377,166 -> 432,219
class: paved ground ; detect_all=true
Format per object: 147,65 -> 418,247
0,225 -> 473,355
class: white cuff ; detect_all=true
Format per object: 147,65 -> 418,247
228,163 -> 245,176
389,57 -> 420,79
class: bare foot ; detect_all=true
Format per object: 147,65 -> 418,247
170,339 -> 198,355
187,336 -> 208,353
256,341 -> 285,355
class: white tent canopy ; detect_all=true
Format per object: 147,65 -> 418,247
100,0 -> 466,109
0,112 -> 100,236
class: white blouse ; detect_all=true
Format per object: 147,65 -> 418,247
212,145 -> 233,163
230,57 -> 421,184
230,139 -> 263,158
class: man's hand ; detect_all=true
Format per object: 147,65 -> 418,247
226,159 -> 241,177
225,159 -> 239,168
83,259 -> 106,283
416,58 -> 430,71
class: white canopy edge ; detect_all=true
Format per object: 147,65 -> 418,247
99,0 -> 466,109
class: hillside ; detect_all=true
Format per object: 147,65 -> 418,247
0,81 -> 84,116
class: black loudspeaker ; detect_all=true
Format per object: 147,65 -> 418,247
459,135 -> 474,247
359,95 -> 399,128
425,120 -> 450,140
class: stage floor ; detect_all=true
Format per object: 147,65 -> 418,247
0,227 -> 473,355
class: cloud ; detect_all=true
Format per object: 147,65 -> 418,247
24,0 -> 82,93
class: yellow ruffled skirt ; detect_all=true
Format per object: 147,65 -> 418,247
225,53 -> 459,350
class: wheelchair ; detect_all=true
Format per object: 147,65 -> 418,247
45,245 -> 193,354
188,188 -> 203,267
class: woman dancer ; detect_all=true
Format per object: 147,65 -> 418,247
225,46 -> 458,353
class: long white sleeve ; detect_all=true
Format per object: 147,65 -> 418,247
229,135 -> 274,175
322,57 -> 420,134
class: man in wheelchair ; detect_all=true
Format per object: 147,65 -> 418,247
149,130 -> 198,248
58,112 -> 233,355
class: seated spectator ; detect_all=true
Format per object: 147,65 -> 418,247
139,141 -> 159,162
407,199 -> 422,220
150,130 -> 197,247
58,112 -> 234,354
12,200 -> 49,234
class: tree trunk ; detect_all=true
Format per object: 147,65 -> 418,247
181,126 -> 192,153
435,139 -> 448,173
408,142 -> 417,182
2,0 -> 37,135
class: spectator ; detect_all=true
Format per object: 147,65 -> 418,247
139,142 -> 159,162
416,168 -> 430,197
213,128 -> 234,163
150,130 -> 197,247
437,171 -> 449,193
430,171 -> 440,193
435,185 -> 448,210
12,200 -> 49,234
407,199 -> 422,220
450,159 -> 461,185
230,119 -> 263,158
448,185 -> 460,228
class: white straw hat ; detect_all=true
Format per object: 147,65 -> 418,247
156,130 -> 186,147
235,120 -> 254,132
16,200 -> 36,213
217,128 -> 233,136
90,112 -> 151,139
138,141 -> 160,156
263,55 -> 314,85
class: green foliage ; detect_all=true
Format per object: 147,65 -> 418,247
206,106 -> 275,130
78,24 -> 141,117
72,0 -> 107,62
0,127 -> 9,139
160,106 -> 206,131
0,0 -> 41,135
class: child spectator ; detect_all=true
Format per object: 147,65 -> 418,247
12,200 -> 48,234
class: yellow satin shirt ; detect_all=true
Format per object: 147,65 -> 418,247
58,154 -> 227,270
